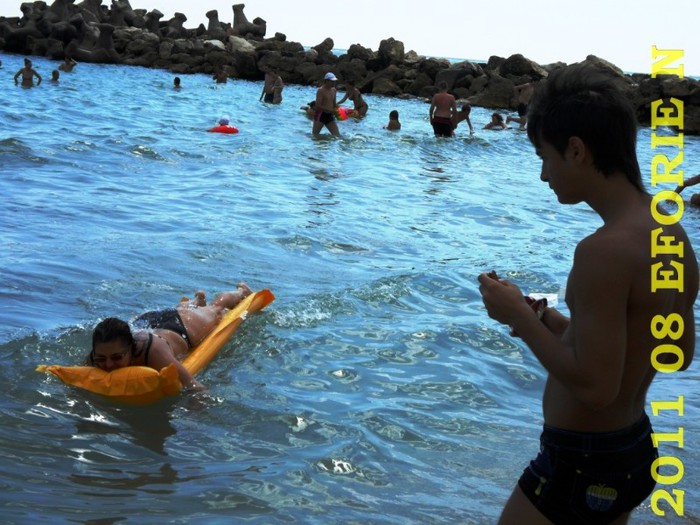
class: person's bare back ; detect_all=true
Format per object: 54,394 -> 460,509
431,91 -> 456,119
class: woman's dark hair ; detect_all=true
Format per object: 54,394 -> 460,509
90,317 -> 136,363
527,63 -> 645,192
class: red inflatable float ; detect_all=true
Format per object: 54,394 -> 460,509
209,116 -> 239,134
209,125 -> 239,134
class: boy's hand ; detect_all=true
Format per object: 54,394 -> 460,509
478,272 -> 542,334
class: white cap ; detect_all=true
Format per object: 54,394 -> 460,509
324,72 -> 338,81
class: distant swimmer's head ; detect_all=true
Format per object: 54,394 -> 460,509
324,72 -> 338,82
91,317 -> 136,371
218,116 -> 230,125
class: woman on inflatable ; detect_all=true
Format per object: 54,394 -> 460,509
88,284 -> 252,391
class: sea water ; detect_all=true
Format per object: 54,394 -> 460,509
1,54 -> 698,524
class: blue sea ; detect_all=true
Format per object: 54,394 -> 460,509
1,53 -> 699,524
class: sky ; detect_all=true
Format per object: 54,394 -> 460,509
1,0 -> 698,75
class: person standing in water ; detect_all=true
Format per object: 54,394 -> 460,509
478,63 -> 697,525
14,58 -> 42,87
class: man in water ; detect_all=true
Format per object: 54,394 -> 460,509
453,103 -> 474,135
337,80 -> 368,117
429,81 -> 457,137
478,63 -> 697,524
88,284 -> 252,391
58,56 -> 77,72
259,65 -> 284,104
312,72 -> 341,138
14,58 -> 42,87
506,80 -> 537,129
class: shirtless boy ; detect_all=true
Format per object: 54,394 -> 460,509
312,72 -> 341,138
478,63 -> 698,524
58,56 -> 77,72
14,58 -> 42,87
453,103 -> 474,134
385,110 -> 401,131
429,81 -> 457,137
260,65 -> 284,104
506,80 -> 536,129
337,80 -> 368,117
89,284 -> 253,391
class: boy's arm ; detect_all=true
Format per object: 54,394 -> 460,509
514,239 -> 628,409
541,306 -> 569,337
479,239 -> 628,410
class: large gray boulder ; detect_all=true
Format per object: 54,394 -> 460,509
231,4 -> 266,38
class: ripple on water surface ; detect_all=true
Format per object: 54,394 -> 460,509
1,56 -> 700,525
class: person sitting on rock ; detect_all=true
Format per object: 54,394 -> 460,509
337,80 -> 368,117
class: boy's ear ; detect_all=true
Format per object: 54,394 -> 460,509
567,136 -> 588,164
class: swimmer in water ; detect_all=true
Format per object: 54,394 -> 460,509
88,284 -> 252,391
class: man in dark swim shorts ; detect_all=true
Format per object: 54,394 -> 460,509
259,65 -> 283,104
518,415 -> 658,524
314,109 -> 335,124
431,116 -> 454,137
312,72 -> 341,137
429,81 -> 457,137
506,81 -> 537,129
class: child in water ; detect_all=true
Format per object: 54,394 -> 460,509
385,110 -> 401,130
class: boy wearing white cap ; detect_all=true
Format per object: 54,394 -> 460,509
312,72 -> 341,137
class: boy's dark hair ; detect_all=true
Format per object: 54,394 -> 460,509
390,110 -> 399,119
91,317 -> 136,362
527,63 -> 645,192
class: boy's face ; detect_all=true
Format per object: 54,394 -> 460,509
536,138 -> 584,204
